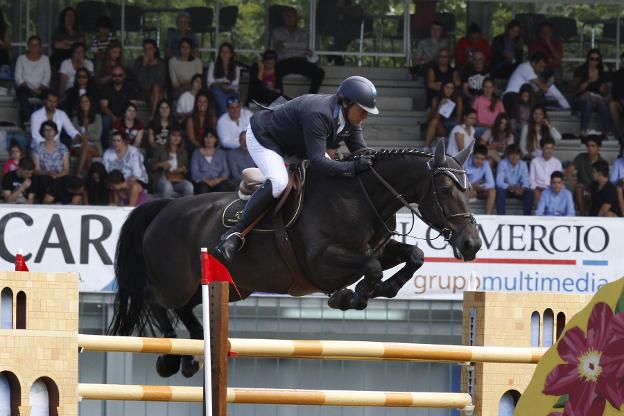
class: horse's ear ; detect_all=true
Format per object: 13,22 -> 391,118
434,138 -> 446,166
455,139 -> 474,166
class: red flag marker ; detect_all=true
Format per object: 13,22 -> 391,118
15,249 -> 28,272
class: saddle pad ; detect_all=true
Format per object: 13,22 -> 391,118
221,192 -> 304,233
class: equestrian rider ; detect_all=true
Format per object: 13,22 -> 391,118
214,75 -> 379,262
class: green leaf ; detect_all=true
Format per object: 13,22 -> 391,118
553,394 -> 569,409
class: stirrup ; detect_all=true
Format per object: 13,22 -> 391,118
223,231 -> 245,250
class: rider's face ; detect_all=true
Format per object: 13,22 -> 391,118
346,105 -> 368,125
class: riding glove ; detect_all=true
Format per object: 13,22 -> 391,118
353,155 -> 374,174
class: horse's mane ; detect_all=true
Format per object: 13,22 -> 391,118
339,148 -> 434,162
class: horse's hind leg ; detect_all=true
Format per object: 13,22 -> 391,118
175,292 -> 204,378
372,241 -> 424,299
149,304 -> 182,378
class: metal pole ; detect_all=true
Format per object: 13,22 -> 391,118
309,0 -> 316,52
404,0 -> 411,67
617,4 -> 622,70
121,0 -> 126,48
214,0 -> 221,55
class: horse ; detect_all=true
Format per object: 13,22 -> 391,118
109,138 -> 482,378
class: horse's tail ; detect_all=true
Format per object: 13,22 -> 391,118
108,198 -> 174,336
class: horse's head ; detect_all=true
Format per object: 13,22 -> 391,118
418,139 -> 482,261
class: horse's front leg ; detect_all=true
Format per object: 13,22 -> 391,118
371,240 -> 424,299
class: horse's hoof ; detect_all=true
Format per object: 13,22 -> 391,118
156,355 -> 181,378
372,282 -> 399,299
349,293 -> 368,310
328,288 -> 354,311
181,356 -> 200,378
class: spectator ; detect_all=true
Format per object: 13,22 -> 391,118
454,23 -> 490,69
609,53 -> 624,143
565,134 -> 606,215
62,67 -> 98,116
84,162 -> 109,205
611,151 -> 624,216
472,78 -> 504,135
503,52 -> 569,121
519,105 -> 561,161
113,103 -> 144,148
191,129 -> 237,193
108,169 -> 147,207
148,100 -> 179,150
460,50 -> 490,106
424,80 -> 463,150
207,42 -> 241,117
448,108 -> 477,156
529,137 -> 562,204
3,143 -> 24,174
30,90 -> 81,147
227,131 -> 256,183
149,126 -> 193,198
495,144 -> 532,215
15,35 -> 51,128
165,12 -> 199,59
44,175 -> 84,205
271,7 -> 325,94
51,6 -> 83,69
535,171 -> 575,216
132,38 -> 166,117
90,16 -> 116,61
102,132 -> 148,185
412,20 -> 450,79
573,49 -> 611,137
247,50 -> 285,106
589,160 -> 621,217
186,92 -> 216,150
216,97 -> 253,150
94,39 -> 123,87
466,144 -> 496,214
31,120 -> 70,203
72,95 -> 103,175
426,48 -> 460,108
176,73 -> 203,119
0,9 -> 10,71
480,113 -> 514,165
315,0 -> 364,66
59,42 -> 93,92
529,21 -> 563,81
2,157 -> 35,204
99,65 -> 137,149
514,83 -> 536,137
169,37 -> 203,99
490,20 -> 523,81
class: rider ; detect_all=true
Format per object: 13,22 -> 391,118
214,75 -> 379,262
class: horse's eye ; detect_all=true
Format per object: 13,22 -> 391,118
440,187 -> 453,195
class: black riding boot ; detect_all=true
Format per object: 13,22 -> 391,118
214,180 -> 275,262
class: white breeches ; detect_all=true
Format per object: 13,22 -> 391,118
245,125 -> 289,198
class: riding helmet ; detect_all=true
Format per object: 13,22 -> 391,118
337,76 -> 379,115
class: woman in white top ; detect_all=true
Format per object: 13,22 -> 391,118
447,108 -> 477,156
519,105 -> 561,161
168,37 -> 203,99
59,42 -> 93,92
175,73 -> 203,119
207,42 -> 241,117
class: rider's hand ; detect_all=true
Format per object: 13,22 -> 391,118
354,155 -> 374,174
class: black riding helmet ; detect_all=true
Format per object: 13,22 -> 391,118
337,76 -> 379,115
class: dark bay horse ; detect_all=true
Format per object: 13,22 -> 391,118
109,139 -> 482,378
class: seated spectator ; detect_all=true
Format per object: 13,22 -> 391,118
149,126 -> 193,198
15,35 -> 51,128
191,130 -> 237,193
529,21 -> 563,81
99,65 -> 137,149
31,90 -> 81,147
165,12 -> 198,59
227,131 -> 256,183
503,53 -> 570,121
169,38 -> 203,99
62,67 -> 98,116
108,169 -> 147,207
216,97 -> 253,150
529,137 -> 562,204
186,92 -> 216,150
94,39 -> 123,87
589,160 -> 621,217
514,83 -> 536,137
272,7 -> 325,94
148,100 -> 179,151
72,95 -> 103,175
0,10 -> 9,71
44,175 -> 84,205
460,50 -> 490,106
454,23 -> 490,69
31,121 -> 70,203
113,103 -> 144,148
472,78 -> 504,135
490,20 -> 523,81
573,49 -> 611,137
609,53 -> 624,143
59,42 -> 93,92
480,113 -> 514,165
90,16 -> 116,62
3,143 -> 24,174
448,109 -> 477,156
424,80 -> 463,150
495,144 -> 532,215
2,157 -> 35,204
411,20 -> 450,79
50,6 -> 83,69
247,50 -> 285,106
84,162 -> 110,205
519,105 -> 561,161
426,48 -> 460,108
132,39 -> 166,117
315,0 -> 364,66
208,42 -> 241,117
102,132 -> 148,186
466,144 -> 495,214
176,73 -> 203,119
535,171 -> 575,216
565,134 -> 606,215
611,152 -> 624,216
